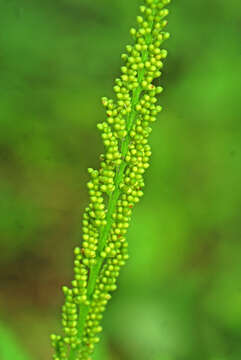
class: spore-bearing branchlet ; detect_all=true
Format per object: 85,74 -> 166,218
51,1 -> 171,359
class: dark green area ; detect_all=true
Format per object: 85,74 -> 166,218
0,0 -> 240,359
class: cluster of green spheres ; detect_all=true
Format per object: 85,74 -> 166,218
51,0 -> 171,359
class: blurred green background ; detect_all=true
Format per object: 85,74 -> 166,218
0,0 -> 240,359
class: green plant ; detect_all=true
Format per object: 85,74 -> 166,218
50,0 -> 171,359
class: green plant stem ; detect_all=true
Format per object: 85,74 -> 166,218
69,27 -> 154,360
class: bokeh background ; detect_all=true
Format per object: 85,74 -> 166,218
0,0 -> 240,359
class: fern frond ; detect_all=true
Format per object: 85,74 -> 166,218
51,0 -> 171,359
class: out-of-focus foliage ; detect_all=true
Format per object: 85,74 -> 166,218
0,321 -> 31,360
0,0 -> 240,360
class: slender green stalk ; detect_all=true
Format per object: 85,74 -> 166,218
51,1 -> 171,359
